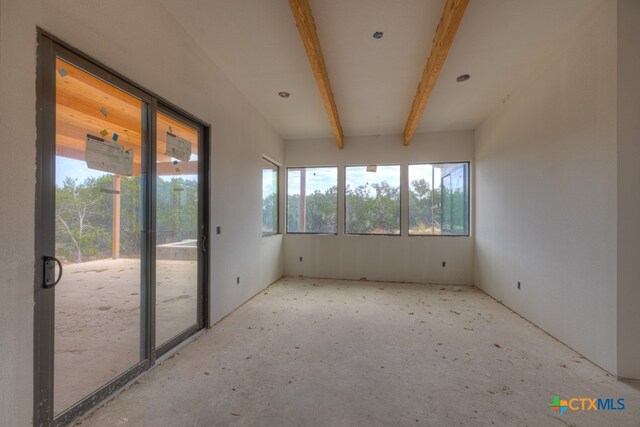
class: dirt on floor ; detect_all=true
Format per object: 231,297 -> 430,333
55,258 -> 198,414
75,277 -> 640,427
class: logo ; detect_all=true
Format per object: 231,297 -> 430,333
549,395 -> 625,414
549,395 -> 569,414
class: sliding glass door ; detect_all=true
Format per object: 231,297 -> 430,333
52,58 -> 147,416
35,32 -> 209,426
155,111 -> 204,350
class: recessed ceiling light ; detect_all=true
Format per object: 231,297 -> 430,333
278,91 -> 290,98
456,74 -> 471,82
373,31 -> 383,39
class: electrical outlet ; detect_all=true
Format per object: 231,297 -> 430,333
517,281 -> 521,290
216,226 -> 221,235
236,276 -> 240,285
299,256 -> 303,262
442,261 -> 446,267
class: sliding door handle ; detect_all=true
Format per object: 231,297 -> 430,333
201,234 -> 207,254
43,256 -> 63,289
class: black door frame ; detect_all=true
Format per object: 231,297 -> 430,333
34,29 -> 210,427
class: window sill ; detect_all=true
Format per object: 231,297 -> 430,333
408,233 -> 470,238
345,233 -> 402,237
285,232 -> 338,236
262,233 -> 282,237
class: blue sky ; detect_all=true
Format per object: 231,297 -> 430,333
282,164 -> 461,197
56,156 -> 197,186
408,164 -> 442,190
56,156 -> 106,186
345,165 -> 400,191
287,167 -> 338,195
286,166 -> 403,197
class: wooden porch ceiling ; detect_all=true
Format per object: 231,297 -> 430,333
55,59 -> 199,176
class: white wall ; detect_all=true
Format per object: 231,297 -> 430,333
474,1 -> 618,373
284,131 -> 474,285
0,0 -> 283,424
617,0 -> 640,380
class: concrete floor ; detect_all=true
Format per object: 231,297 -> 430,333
55,258 -> 198,413
76,278 -> 640,427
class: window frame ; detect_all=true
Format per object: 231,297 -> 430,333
407,161 -> 471,237
344,163 -> 402,236
285,166 -> 339,235
261,157 -> 280,237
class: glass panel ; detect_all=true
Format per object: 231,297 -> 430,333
155,112 -> 199,347
409,164 -> 440,235
409,163 -> 469,235
441,174 -> 453,232
54,59 -> 143,414
441,164 -> 468,235
262,159 -> 278,235
287,167 -> 338,233
345,165 -> 401,235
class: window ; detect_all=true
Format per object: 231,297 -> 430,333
287,167 -> 338,233
345,165 -> 401,235
408,162 -> 469,236
262,158 -> 279,236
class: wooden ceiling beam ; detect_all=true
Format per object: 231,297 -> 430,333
403,0 -> 469,146
289,0 -> 344,149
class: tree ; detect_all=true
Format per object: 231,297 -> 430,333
305,185 -> 338,232
55,173 -> 199,264
409,178 -> 441,233
287,193 -> 301,231
56,176 -> 112,263
156,177 -> 198,245
119,176 -> 143,254
262,192 -> 277,233
286,185 -> 337,233
346,181 -> 400,234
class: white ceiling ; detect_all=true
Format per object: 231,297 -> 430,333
159,0 -> 600,140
